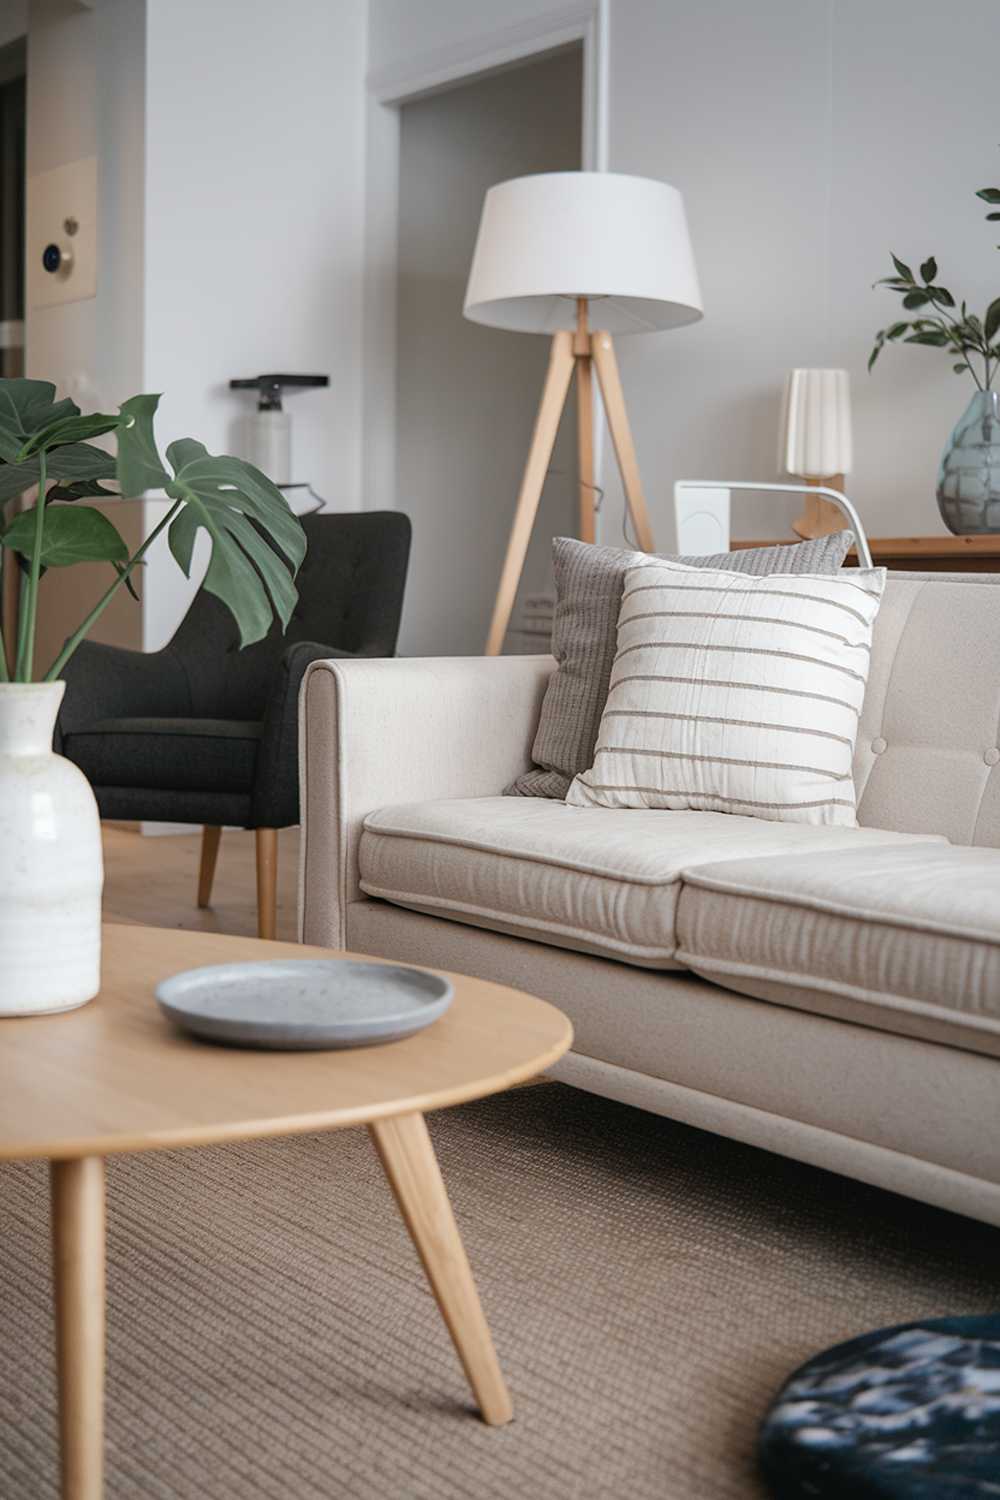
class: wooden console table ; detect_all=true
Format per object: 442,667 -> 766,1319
731,535 -> 1000,572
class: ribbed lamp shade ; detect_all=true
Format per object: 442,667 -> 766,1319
463,171 -> 703,335
780,368 -> 853,478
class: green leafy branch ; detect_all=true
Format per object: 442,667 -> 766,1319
978,180 -> 1000,247
869,160 -> 1000,390
869,255 -> 1000,389
0,379 -> 305,683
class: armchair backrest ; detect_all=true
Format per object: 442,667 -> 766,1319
168,510 -> 411,720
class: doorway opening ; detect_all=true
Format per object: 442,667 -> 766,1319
394,44 -> 584,655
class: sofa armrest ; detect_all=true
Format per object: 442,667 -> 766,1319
298,654 -> 556,946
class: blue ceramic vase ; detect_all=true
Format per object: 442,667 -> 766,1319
936,388 -> 1000,533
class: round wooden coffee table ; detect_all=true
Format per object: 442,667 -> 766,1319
0,924 -> 572,1500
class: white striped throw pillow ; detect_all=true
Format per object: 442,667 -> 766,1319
566,558 -> 887,826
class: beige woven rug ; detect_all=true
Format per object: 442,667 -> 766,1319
1,1083 -> 995,1499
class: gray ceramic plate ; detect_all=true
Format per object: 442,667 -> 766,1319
155,959 -> 453,1050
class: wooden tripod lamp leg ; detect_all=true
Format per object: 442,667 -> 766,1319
576,354 -> 596,544
575,296 -> 596,543
485,330 -> 576,655
591,332 -> 656,553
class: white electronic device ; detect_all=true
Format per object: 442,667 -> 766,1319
672,482 -> 731,554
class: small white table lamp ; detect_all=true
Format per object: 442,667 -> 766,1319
464,171 -> 702,654
779,368 -> 853,540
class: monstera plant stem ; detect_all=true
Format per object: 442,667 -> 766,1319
14,450 -> 47,682
44,499 -> 183,682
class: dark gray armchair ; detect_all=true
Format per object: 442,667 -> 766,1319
57,510 -> 411,937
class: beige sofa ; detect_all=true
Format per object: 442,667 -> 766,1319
298,571 -> 1000,1227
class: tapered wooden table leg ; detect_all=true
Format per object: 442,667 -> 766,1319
370,1112 -> 513,1426
51,1157 -> 105,1500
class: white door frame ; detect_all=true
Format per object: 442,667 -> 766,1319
362,1 -> 610,515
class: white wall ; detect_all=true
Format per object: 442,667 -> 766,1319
607,0 -> 1000,543
25,0 -> 369,658
370,0 -> 1000,561
23,0 -> 1000,670
825,0 -> 999,537
395,47 -> 582,655
141,0 -> 368,649
368,0 -> 574,77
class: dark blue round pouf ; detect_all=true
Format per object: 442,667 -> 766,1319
758,1315 -> 1000,1499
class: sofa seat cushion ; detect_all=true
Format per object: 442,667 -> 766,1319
65,717 -> 262,794
359,798 -> 939,968
676,843 -> 1000,1056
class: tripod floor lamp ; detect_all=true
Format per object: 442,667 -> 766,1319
463,171 -> 703,655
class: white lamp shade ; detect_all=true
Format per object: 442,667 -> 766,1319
463,171 -> 703,335
779,368 -> 853,478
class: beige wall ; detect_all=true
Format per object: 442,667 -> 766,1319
24,0 -> 145,674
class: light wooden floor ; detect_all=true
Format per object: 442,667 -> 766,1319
103,826 -> 301,941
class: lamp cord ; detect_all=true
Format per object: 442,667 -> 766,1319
546,465 -> 643,551
545,467 -> 611,538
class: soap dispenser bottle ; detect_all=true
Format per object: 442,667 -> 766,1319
229,373 -> 330,484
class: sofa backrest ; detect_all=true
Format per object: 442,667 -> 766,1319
856,571 -> 1000,846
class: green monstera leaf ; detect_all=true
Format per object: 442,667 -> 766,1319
117,395 -> 305,646
2,504 -> 129,568
16,411 -> 122,461
0,379 -> 308,682
0,443 -> 119,506
0,379 -> 79,462
164,442 -> 303,645
0,381 -> 120,507
116,393 -> 170,494
46,479 -> 120,504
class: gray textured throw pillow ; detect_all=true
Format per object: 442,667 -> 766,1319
506,531 -> 855,799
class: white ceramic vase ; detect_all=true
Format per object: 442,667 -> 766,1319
0,682 -> 103,1015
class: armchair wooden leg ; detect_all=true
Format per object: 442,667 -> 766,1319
255,828 -> 278,940
197,826 -> 222,909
